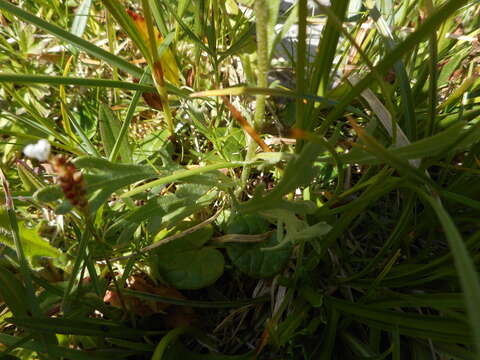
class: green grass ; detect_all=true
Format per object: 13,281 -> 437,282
1,0 -> 480,359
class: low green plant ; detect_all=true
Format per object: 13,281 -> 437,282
1,0 -> 480,359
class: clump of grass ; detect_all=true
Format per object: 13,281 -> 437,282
1,0 -> 480,359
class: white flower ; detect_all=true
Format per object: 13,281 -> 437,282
23,139 -> 51,162
318,0 -> 331,6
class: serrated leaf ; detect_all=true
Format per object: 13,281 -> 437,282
213,127 -> 245,162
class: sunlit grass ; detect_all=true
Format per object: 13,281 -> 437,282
1,0 -> 480,359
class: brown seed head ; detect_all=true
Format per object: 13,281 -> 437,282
51,155 -> 88,211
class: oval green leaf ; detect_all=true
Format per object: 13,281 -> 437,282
156,247 -> 224,290
152,224 -> 224,290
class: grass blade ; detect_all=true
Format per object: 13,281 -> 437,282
0,0 -> 144,78
70,0 -> 92,41
318,0 -> 471,136
0,73 -> 156,91
417,191 -> 480,354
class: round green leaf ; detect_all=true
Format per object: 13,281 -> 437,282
152,223 -> 224,290
156,247 -> 224,290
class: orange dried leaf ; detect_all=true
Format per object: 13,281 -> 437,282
127,9 -> 180,86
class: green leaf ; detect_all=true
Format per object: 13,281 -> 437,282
238,141 -> 324,213
335,122 -> 468,165
438,51 -> 467,86
151,327 -> 254,360
0,0 -> 144,79
0,208 -> 64,267
34,157 -> 158,213
101,0 -> 151,62
317,0 -> 472,136
107,187 -> 217,244
55,200 -> 74,215
120,161 -> 237,199
211,127 -> 245,162
162,0 -> 213,56
227,233 -> 291,279
418,192 -> 480,352
151,223 -> 224,290
109,71 -> 150,162
226,213 -> 270,234
122,288 -> 268,308
365,3 -> 416,139
225,214 -> 291,278
34,186 -> 63,203
327,296 -> 472,344
0,266 -> 29,317
0,333 -> 133,360
17,160 -> 46,193
7,317 -> 158,338
0,73 -> 156,92
99,104 -> 132,162
34,156 -> 230,215
74,157 -> 158,212
310,0 -> 350,96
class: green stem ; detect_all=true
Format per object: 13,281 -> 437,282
141,0 -> 175,136
240,0 -> 269,192
293,0 -> 308,152
106,11 -> 120,103
193,0 -> 205,87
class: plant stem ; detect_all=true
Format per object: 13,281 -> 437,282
141,0 -> 175,136
293,0 -> 308,152
240,0 -> 269,192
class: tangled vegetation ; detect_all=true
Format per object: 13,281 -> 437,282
1,0 -> 480,359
